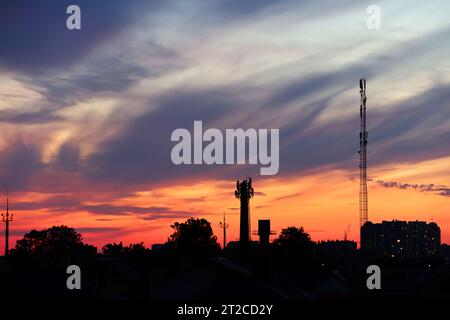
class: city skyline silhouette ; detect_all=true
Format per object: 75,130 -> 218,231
1,1 -> 449,262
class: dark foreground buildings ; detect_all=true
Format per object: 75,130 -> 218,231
361,220 -> 440,259
318,240 -> 357,260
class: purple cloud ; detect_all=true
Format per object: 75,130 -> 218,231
376,180 -> 450,197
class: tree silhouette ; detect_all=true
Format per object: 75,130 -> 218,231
127,242 -> 150,256
102,242 -> 126,256
11,225 -> 96,265
273,226 -> 316,269
102,241 -> 150,257
274,226 -> 313,249
167,217 -> 220,257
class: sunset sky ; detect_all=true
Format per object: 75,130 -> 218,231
1,0 -> 449,253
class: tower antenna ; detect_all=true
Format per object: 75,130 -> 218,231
359,78 -> 368,228
219,210 -> 229,249
235,177 -> 254,247
2,189 -> 13,257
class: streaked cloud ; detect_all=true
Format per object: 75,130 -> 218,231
377,180 -> 450,197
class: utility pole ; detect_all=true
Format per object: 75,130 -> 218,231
2,192 -> 13,257
359,78 -> 368,228
219,211 -> 229,249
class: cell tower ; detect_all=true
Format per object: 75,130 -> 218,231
219,211 -> 229,249
359,78 -> 368,228
1,192 -> 13,257
235,178 -> 254,247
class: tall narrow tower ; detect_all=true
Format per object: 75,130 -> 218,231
359,78 -> 368,228
2,193 -> 13,257
219,211 -> 229,249
235,178 -> 254,247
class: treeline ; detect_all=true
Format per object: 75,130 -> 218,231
7,217 -> 321,272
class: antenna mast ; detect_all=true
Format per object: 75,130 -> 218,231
235,178 -> 254,247
219,211 -> 229,249
359,79 -> 368,228
2,191 -> 13,257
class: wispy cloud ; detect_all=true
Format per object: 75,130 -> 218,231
376,180 -> 450,197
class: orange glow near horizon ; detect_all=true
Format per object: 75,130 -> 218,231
2,156 -> 449,253
1,0 -> 450,258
